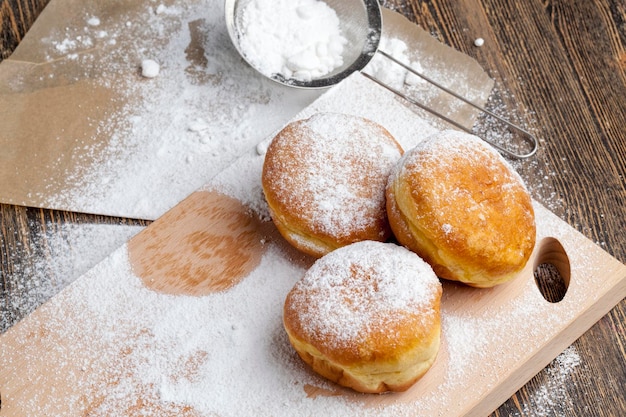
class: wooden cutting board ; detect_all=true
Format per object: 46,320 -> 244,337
1,74 -> 625,417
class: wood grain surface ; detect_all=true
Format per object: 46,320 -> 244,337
0,0 -> 48,60
1,0 -> 624,416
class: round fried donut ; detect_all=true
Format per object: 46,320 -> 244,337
283,240 -> 442,394
262,113 -> 403,258
386,130 -> 536,288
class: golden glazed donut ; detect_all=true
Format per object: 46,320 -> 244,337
386,130 -> 536,288
262,112 -> 403,258
283,240 -> 442,394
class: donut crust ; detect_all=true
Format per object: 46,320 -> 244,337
262,113 -> 403,258
386,130 -> 536,288
283,241 -> 442,393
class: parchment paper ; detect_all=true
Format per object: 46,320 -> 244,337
0,0 -> 493,220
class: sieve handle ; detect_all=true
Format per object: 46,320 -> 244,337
363,50 -> 539,160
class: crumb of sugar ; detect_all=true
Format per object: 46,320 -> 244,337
255,140 -> 269,156
141,59 -> 160,78
87,16 -> 101,27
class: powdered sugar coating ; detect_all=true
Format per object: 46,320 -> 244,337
286,241 -> 441,352
392,130 -> 530,197
263,113 -> 403,243
388,129 -> 536,286
393,131 -> 533,241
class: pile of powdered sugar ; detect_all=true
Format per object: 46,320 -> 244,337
236,0 -> 348,82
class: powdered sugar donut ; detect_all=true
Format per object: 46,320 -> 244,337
386,130 -> 536,288
262,113 -> 403,258
283,240 -> 442,393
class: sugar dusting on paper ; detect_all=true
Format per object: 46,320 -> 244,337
29,0 -> 559,221
36,0 -> 321,220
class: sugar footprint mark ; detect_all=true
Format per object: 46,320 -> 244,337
128,191 -> 271,295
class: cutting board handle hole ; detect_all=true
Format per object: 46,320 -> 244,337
533,237 -> 570,303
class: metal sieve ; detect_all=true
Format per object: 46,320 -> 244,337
224,0 -> 382,89
224,0 -> 537,159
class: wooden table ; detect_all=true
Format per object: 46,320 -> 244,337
1,0 -> 624,415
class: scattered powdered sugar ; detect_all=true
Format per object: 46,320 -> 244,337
28,1 -> 519,223
432,279 -> 584,413
441,314 -> 491,380
204,147 -> 271,220
37,0 -> 322,220
516,346 -> 582,417
237,0 -> 348,82
2,5 -> 579,415
365,37 -> 426,90
2,202 -> 593,416
52,36 -> 92,55
0,222 -> 143,332
554,346 -> 581,372
21,0 -> 558,224
287,241 -> 441,348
